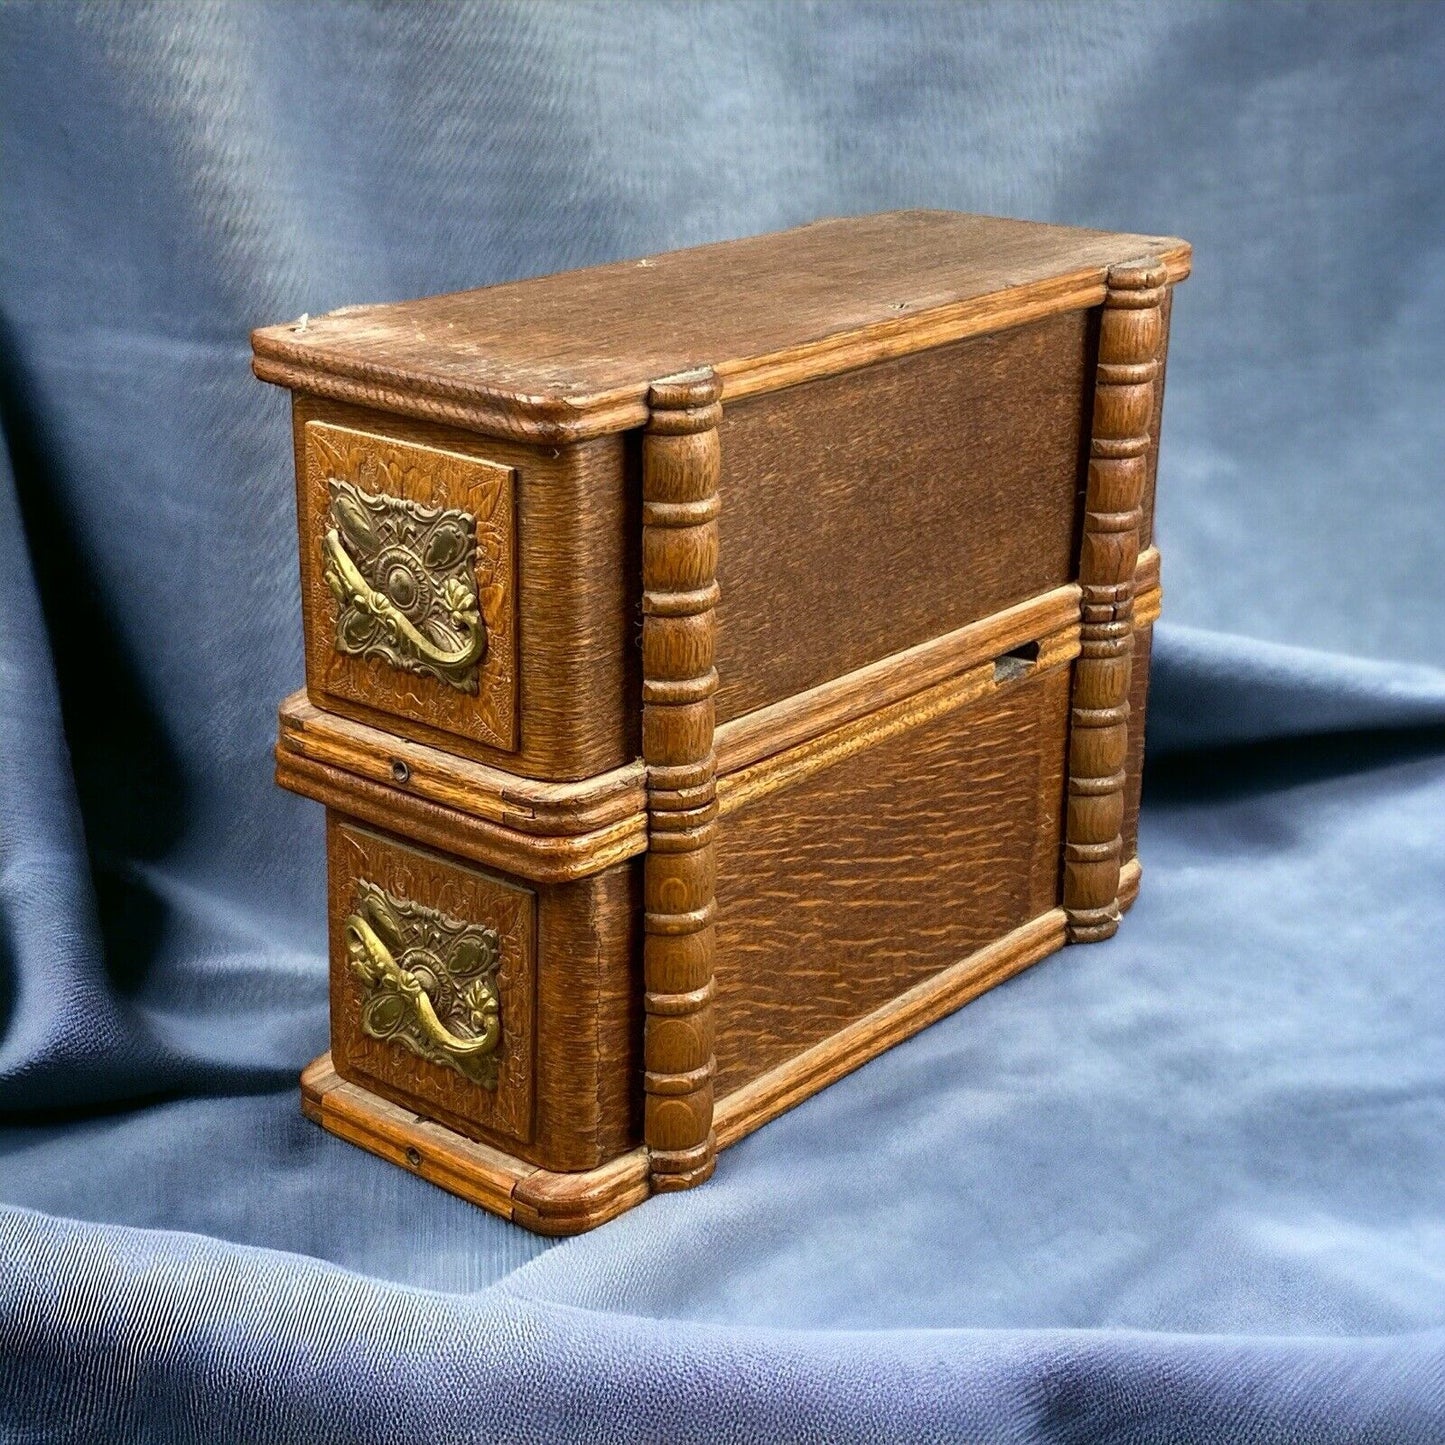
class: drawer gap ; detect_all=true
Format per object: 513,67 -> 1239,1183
992,639 -> 1040,684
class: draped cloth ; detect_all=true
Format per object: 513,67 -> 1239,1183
3,3 -> 1443,1439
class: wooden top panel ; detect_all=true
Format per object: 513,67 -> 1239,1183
252,210 -> 1190,442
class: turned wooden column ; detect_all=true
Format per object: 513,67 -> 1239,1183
641,368 -> 722,1190
1064,259 -> 1167,943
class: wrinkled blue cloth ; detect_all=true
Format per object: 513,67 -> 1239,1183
2,3 -> 1443,1441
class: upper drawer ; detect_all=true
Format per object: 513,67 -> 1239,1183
714,309 -> 1094,722
291,397 -> 635,780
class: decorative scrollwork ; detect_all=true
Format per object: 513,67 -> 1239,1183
322,475 -> 486,692
345,879 -> 503,1088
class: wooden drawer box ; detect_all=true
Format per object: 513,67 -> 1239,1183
255,211 -> 1188,1233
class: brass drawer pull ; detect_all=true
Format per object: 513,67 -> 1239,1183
323,478 -> 487,692
345,881 -> 502,1087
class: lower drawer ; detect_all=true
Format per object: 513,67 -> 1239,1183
326,814 -> 639,1171
712,662 -> 1071,1095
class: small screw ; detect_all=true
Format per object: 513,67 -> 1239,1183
405,1147 -> 422,1168
390,759 -> 411,784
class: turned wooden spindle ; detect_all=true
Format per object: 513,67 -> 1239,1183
1064,259 -> 1168,943
641,368 -> 722,1190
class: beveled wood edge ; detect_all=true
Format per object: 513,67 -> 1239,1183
278,691 -> 647,835
712,909 -> 1067,1148
251,248 -> 1191,445
276,748 -> 647,884
715,255 -> 1188,407
300,1055 -> 649,1235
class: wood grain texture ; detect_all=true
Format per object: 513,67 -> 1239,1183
277,691 -> 646,835
714,310 -> 1094,721
326,816 -> 640,1172
715,585 -> 1079,774
1063,260 -> 1166,943
640,371 -> 721,1192
715,909 -> 1067,1148
301,1055 -> 650,1235
274,215 -> 1189,1231
712,663 -> 1071,1095
294,396 -> 637,781
253,211 -> 1189,443
279,749 -> 645,885
303,420 -> 518,749
328,817 -> 537,1146
719,624 -> 1077,820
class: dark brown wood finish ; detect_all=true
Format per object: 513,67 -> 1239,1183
640,371 -> 722,1192
327,816 -> 640,1172
294,396 -> 637,781
257,212 -> 1190,1233
1063,260 -> 1167,943
715,311 -> 1093,720
254,211 -> 1189,443
713,663 -> 1070,1093
1140,287 -> 1172,550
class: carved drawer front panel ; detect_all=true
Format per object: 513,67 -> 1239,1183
327,817 -> 536,1147
301,421 -> 517,751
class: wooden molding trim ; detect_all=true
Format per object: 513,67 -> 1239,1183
301,1055 -> 650,1236
275,748 -> 646,884
718,623 -> 1078,820
252,352 -> 650,447
640,370 -> 722,1193
1063,259 -> 1167,944
278,692 -> 646,836
715,255 -> 1189,408
714,908 -> 1067,1148
253,249 -> 1192,446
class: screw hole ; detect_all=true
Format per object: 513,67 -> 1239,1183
390,759 -> 411,784
405,1146 -> 422,1168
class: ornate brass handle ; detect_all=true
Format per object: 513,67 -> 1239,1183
344,882 -> 502,1087
324,528 -> 486,677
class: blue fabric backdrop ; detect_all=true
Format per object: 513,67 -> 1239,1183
2,2 -> 1443,1440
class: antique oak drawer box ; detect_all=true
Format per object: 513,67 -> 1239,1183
253,211 -> 1189,1234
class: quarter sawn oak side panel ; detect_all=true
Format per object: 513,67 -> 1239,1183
714,311 -> 1092,722
711,665 -> 1071,1095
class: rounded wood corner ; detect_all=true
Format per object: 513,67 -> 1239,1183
510,1151 -> 652,1236
300,1053 -> 652,1235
